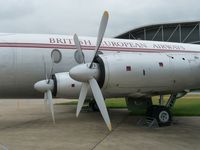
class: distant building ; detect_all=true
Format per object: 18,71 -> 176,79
116,21 -> 200,44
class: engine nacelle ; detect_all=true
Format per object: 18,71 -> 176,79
52,53 -> 195,99
96,53 -> 173,97
52,72 -> 82,99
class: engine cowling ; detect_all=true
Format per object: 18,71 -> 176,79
96,53 -> 173,97
52,72 -> 82,99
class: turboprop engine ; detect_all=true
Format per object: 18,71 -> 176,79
52,72 -> 82,99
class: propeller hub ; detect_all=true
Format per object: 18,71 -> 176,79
69,63 -> 100,82
34,79 -> 54,93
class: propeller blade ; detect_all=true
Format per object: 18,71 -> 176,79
44,92 -> 48,105
90,11 -> 109,68
42,56 -> 48,80
43,92 -> 48,111
76,83 -> 89,117
44,92 -> 47,101
47,90 -> 55,124
48,61 -> 54,84
89,78 -> 112,131
74,34 -> 85,64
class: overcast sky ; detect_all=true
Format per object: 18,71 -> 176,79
0,0 -> 200,37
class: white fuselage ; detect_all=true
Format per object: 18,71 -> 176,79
0,33 -> 200,98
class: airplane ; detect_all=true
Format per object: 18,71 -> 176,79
1,11 -> 200,131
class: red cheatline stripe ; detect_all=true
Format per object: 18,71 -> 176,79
0,42 -> 199,53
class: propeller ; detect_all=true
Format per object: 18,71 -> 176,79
34,50 -> 61,124
34,78 -> 55,124
69,11 -> 111,131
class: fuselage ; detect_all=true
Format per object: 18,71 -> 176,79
0,33 -> 200,98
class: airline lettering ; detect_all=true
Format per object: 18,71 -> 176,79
49,38 -> 187,51
101,41 -> 147,48
49,38 -> 73,44
153,44 -> 185,50
49,38 -> 147,49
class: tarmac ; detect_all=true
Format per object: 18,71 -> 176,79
0,99 -> 199,150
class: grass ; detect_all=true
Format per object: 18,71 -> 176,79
106,98 -> 127,108
57,94 -> 200,116
152,95 -> 200,116
171,96 -> 200,116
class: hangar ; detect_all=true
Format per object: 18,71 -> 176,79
116,21 -> 200,44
